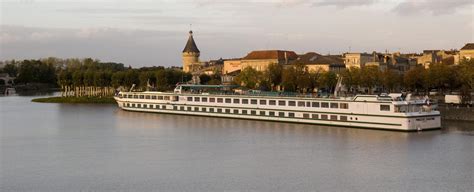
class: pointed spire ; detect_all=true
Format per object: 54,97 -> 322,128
182,30 -> 200,53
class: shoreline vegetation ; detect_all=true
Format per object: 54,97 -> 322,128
32,96 -> 116,104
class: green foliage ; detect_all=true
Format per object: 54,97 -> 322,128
3,63 -> 18,77
235,67 -> 263,89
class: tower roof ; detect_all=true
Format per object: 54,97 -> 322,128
182,31 -> 200,53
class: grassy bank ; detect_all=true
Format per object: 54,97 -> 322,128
32,96 -> 116,104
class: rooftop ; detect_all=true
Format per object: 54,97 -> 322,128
182,31 -> 200,53
461,43 -> 474,50
242,50 -> 298,60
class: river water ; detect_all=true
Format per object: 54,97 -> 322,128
1,94 -> 473,191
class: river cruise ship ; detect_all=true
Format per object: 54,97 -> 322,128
114,85 -> 441,131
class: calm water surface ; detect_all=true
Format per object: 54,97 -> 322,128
1,94 -> 473,191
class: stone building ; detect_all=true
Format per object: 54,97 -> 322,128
240,50 -> 298,72
460,43 -> 474,61
223,59 -> 242,74
182,31 -> 201,73
343,53 -> 373,68
415,50 -> 459,68
290,52 -> 345,73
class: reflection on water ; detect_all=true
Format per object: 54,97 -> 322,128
1,95 -> 473,191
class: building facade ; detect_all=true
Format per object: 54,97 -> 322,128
240,50 -> 298,72
460,43 -> 474,61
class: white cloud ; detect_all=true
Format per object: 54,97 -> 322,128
393,0 -> 474,15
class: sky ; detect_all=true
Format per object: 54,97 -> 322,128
1,0 -> 473,67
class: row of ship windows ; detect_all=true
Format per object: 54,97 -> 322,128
124,103 -> 354,121
186,97 -> 349,109
120,94 -> 349,109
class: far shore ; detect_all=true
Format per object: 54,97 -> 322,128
32,96 -> 116,104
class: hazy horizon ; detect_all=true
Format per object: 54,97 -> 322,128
1,0 -> 473,67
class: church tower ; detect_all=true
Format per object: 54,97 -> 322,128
182,30 -> 200,73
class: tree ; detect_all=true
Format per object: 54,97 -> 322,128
3,63 -> 18,77
265,63 -> 283,90
360,65 -> 381,94
235,67 -> 262,89
381,69 -> 401,93
281,66 -> 298,92
404,66 -> 427,92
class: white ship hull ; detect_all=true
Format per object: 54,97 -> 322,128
114,92 -> 441,131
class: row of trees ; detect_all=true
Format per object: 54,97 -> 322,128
234,59 -> 474,95
234,63 -> 339,93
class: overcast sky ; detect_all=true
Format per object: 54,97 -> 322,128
1,0 -> 473,67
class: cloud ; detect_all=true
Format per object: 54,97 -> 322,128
55,8 -> 161,14
393,0 -> 474,15
312,0 -> 380,8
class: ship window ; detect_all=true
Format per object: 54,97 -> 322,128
144,104 -> 148,108
242,110 -> 248,114
180,106 -> 184,111
217,98 -> 223,103
278,100 -> 286,106
269,100 -> 276,105
234,99 -> 240,104
158,96 -> 163,100
330,115 -> 337,120
330,103 -> 338,108
173,106 -> 178,110
225,98 -> 232,103
312,102 -> 320,108
131,104 -> 135,107
288,101 -> 296,106
259,111 -> 265,116
312,114 -> 318,119
306,102 -> 311,107
303,113 -> 310,118
380,105 -> 390,111
201,107 -> 206,112
242,99 -> 249,104
217,108 -> 222,113
251,99 -> 258,104
260,100 -> 267,105
145,95 -> 150,99
139,95 -> 144,99
278,112 -> 285,117
155,105 -> 160,109
128,95 -> 133,98
209,97 -> 215,102
288,113 -> 295,117
225,109 -> 231,113
194,107 -> 199,111
187,97 -> 192,101
233,109 -> 239,114
321,102 -> 329,108
164,96 -> 170,100
162,105 -> 167,109
194,97 -> 200,102
340,103 -> 348,109
202,97 -> 208,102
321,115 -> 328,120
298,101 -> 305,107
340,116 -> 348,121
209,108 -> 214,112
269,111 -> 275,116
187,107 -> 192,111
151,96 -> 157,99
251,110 -> 257,115
137,104 -> 142,108
134,95 -> 138,99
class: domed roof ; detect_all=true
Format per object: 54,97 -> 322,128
182,31 -> 200,53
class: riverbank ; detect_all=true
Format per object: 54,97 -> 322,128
32,96 -> 116,104
438,105 -> 474,122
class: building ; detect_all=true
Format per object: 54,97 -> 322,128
223,59 -> 242,74
460,43 -> 474,61
240,50 -> 298,72
182,31 -> 201,73
290,52 -> 345,73
415,50 -> 459,68
343,53 -> 374,68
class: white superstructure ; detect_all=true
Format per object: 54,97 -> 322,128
114,86 -> 441,131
